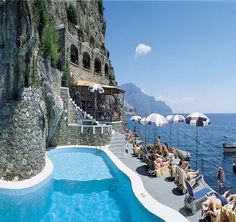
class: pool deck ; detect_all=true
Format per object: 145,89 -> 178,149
108,132 -> 206,222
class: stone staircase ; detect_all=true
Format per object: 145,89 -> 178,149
69,98 -> 97,124
108,132 -> 126,159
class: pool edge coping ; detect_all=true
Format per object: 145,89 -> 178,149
0,156 -> 53,190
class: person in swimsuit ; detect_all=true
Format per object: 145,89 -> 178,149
216,167 -> 225,188
202,189 -> 234,220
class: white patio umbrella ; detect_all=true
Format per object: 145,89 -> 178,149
166,114 -> 185,148
130,115 -> 141,132
145,113 -> 168,143
185,112 -> 210,169
88,83 -> 104,118
130,115 -> 141,121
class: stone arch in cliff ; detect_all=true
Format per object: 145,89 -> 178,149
82,52 -> 90,70
94,57 -> 101,74
70,44 -> 79,65
104,63 -> 109,76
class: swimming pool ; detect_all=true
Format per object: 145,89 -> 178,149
0,147 -> 164,222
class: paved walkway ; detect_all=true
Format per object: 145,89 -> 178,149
108,132 -> 206,222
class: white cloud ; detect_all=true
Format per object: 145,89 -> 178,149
135,43 -> 151,57
155,96 -> 176,104
182,96 -> 195,102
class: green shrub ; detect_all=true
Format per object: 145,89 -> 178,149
97,0 -> 104,17
34,0 -> 49,36
85,21 -> 90,37
66,3 -> 78,25
41,23 -> 59,67
62,61 -> 70,87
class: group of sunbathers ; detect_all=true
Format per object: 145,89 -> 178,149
126,131 -> 195,180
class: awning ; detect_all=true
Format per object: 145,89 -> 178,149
73,80 -> 125,94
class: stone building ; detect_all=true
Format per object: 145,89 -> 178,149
56,1 -> 124,123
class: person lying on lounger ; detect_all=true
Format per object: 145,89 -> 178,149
202,190 -> 235,220
152,152 -> 172,170
179,160 -> 200,181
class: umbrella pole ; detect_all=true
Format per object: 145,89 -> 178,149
144,124 -> 147,146
153,125 -> 157,144
95,92 -> 97,119
177,124 -> 179,148
196,126 -> 199,169
170,124 -> 172,147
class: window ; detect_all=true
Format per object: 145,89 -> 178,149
70,44 -> 78,65
83,52 -> 90,69
105,63 -> 109,76
94,58 -> 101,74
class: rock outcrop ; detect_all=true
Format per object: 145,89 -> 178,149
121,82 -> 173,116
0,0 -> 63,180
0,0 -> 116,181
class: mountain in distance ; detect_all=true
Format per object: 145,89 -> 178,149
121,82 -> 172,116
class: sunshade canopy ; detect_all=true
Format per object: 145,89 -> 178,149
73,80 -> 124,95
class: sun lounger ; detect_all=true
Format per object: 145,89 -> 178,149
148,165 -> 169,177
175,166 -> 202,194
184,179 -> 214,214
170,164 -> 177,179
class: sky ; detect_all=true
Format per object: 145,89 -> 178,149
104,0 -> 236,113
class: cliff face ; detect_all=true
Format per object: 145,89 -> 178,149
0,1 -> 33,102
0,0 -> 116,181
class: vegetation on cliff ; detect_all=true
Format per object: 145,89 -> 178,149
33,0 -> 59,68
62,61 -> 70,87
66,3 -> 78,25
41,23 -> 59,67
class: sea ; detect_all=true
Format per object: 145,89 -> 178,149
126,113 -> 236,193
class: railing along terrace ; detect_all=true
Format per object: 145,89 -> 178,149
86,109 -> 122,123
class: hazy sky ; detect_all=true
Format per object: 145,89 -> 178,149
104,1 -> 236,113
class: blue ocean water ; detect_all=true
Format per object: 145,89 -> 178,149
127,113 -> 236,193
0,148 -> 163,222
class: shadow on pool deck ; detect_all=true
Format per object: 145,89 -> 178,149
136,165 -> 150,177
172,187 -> 185,196
165,176 -> 175,182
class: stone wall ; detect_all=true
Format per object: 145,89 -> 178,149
70,63 -> 109,85
0,88 -> 47,181
58,27 -> 110,85
50,87 -> 112,147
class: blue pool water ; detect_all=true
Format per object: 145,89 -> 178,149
127,113 -> 236,193
0,148 -> 163,222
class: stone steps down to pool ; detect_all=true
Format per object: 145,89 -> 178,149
108,132 -> 126,159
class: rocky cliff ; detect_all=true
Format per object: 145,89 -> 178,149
121,82 -> 172,116
0,0 -> 112,181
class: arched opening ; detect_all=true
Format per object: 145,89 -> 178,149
94,58 -> 101,74
70,44 -> 78,65
104,63 -> 109,76
83,52 -> 90,70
